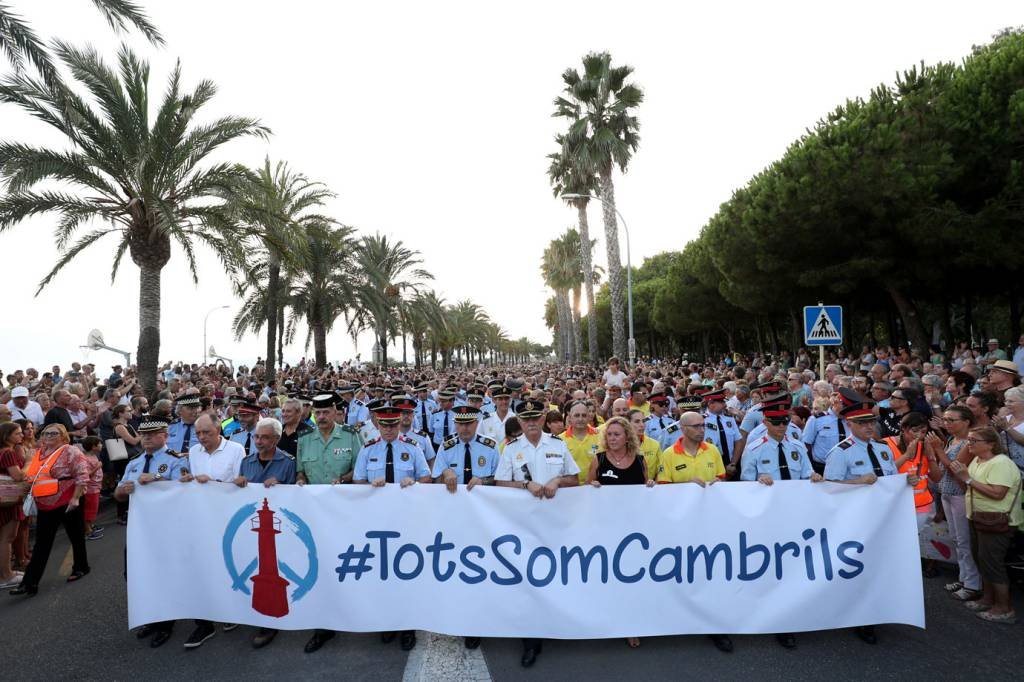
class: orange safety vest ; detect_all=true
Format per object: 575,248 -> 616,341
24,445 -> 67,498
884,437 -> 933,510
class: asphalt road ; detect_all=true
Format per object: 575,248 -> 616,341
2,505 -> 1021,682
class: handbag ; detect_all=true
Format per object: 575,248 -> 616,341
971,481 -> 1021,534
104,438 -> 129,462
0,474 -> 27,507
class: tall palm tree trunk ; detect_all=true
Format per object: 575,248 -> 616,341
265,254 -> 280,382
312,321 -> 327,368
576,201 -> 598,362
277,305 -> 285,369
571,285 -> 583,364
137,262 -> 163,398
598,168 -> 626,359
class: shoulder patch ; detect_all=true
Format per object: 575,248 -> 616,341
666,423 -> 680,434
340,424 -> 358,433
443,436 -> 459,450
364,437 -> 381,447
282,451 -> 295,460
548,434 -> 562,441
476,434 -> 497,448
166,449 -> 180,457
398,434 -> 416,445
838,439 -> 854,450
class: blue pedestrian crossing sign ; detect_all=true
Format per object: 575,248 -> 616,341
804,305 -> 843,346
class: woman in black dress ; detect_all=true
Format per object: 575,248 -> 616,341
585,416 -> 655,648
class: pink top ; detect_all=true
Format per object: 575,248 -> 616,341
29,444 -> 89,511
85,455 -> 103,494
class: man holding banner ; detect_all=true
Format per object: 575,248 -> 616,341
495,398 -> 579,668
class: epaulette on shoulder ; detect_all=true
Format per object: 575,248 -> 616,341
548,434 -> 563,441
443,436 -> 458,450
341,423 -> 358,433
838,438 -> 854,450
506,434 -> 522,446
476,434 -> 497,448
398,434 -> 416,445
365,436 -> 381,446
665,423 -> 680,434
166,449 -> 181,458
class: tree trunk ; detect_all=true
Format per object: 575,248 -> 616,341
886,286 -> 930,356
265,254 -> 280,383
136,262 -> 163,399
940,302 -> 954,351
378,327 -> 388,370
402,333 -> 408,367
277,305 -> 284,370
597,168 -> 626,360
575,201 -> 599,362
885,306 -> 899,347
571,285 -> 583,365
789,307 -> 802,353
312,321 -> 327,367
964,294 -> 975,345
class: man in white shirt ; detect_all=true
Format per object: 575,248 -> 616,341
6,386 -> 44,426
180,413 -> 246,484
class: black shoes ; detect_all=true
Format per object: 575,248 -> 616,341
855,626 -> 877,645
465,637 -> 481,649
400,631 -> 417,651
381,632 -> 397,644
304,630 -> 335,653
150,628 -> 173,648
8,584 -> 37,597
252,628 -> 278,649
136,624 -> 155,640
184,623 -> 216,649
776,633 -> 797,649
709,635 -> 734,653
521,641 -> 542,667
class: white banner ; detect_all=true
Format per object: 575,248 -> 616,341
127,477 -> 925,637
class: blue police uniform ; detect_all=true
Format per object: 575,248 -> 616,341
823,436 -> 898,481
353,435 -> 431,482
239,448 -> 296,484
119,446 -> 186,484
658,420 -> 682,451
401,429 -> 435,459
801,411 -> 848,464
429,409 -> 456,446
746,420 -> 803,448
430,434 -> 499,482
346,399 -> 370,427
645,413 -> 672,443
739,404 -> 764,433
740,435 -> 815,481
166,419 -> 199,453
481,397 -> 496,414
413,398 -> 439,433
229,427 -> 258,457
703,411 -> 741,465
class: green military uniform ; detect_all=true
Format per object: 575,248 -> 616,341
296,423 -> 363,483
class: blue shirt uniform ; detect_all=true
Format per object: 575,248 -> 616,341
645,413 -> 672,443
229,427 -> 258,457
739,404 -> 764,434
658,420 -> 682,451
430,434 -> 499,482
401,429 -> 435,460
413,398 -> 439,433
346,399 -> 370,427
354,435 -> 431,482
741,435 -> 815,481
239,448 -> 296,485
166,419 -> 198,453
703,411 -> 741,466
824,436 -> 899,481
429,410 -> 456,446
801,411 -> 848,464
119,446 -> 186,484
746,420 -> 803,448
481,397 -> 496,415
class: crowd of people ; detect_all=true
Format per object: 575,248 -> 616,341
1,335 -> 1023,666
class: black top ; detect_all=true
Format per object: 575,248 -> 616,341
595,452 -> 646,485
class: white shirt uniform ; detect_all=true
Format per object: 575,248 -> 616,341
186,437 -> 246,481
479,410 -> 515,444
6,400 -> 45,426
495,433 -> 580,485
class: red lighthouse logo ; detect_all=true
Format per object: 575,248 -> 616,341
250,498 -> 290,617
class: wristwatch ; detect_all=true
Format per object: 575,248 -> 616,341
965,478 -> 972,488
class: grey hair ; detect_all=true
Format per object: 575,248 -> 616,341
256,417 -> 283,437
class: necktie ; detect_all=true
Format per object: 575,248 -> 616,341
421,403 -> 429,434
658,417 -> 665,429
385,442 -> 395,483
463,442 -> 473,484
182,423 -> 193,451
244,431 -> 252,455
837,418 -> 846,440
717,415 -> 730,466
777,443 -> 791,480
442,413 -> 450,441
142,453 -> 153,474
866,442 -> 884,476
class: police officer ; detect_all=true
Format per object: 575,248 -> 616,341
220,396 -> 245,437
495,398 -> 579,668
393,394 -> 435,463
738,380 -> 786,438
228,399 -> 261,456
429,388 -> 457,447
353,397 -> 383,444
339,383 -> 370,427
657,396 -> 704,451
353,403 -> 431,652
295,394 -> 363,654
113,418 -> 186,648
644,391 -> 672,443
824,388 -> 919,645
479,385 -> 514,443
702,389 -> 742,474
481,380 -> 501,414
166,395 -> 201,453
801,391 -> 849,475
412,384 -> 438,436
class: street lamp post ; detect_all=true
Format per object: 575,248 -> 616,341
561,193 -> 634,366
203,305 -> 230,365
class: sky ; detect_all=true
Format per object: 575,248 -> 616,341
1,0 -> 1020,376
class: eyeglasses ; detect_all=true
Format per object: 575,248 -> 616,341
942,417 -> 963,422
683,423 -> 705,429
966,438 -> 988,445
40,431 -> 61,437
766,419 -> 791,426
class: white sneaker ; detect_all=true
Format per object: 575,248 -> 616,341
0,575 -> 22,589
222,623 -> 239,632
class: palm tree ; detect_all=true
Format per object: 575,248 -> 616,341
286,222 -> 358,367
0,44 -> 270,395
541,237 -> 578,364
548,134 -> 599,362
0,1 -> 162,83
349,234 -> 433,370
553,51 -> 643,360
229,159 -> 333,381
448,300 -> 491,367
405,290 -> 448,368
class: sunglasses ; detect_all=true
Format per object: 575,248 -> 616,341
766,419 -> 791,426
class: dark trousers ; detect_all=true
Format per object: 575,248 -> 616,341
523,638 -> 542,651
22,503 -> 89,588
